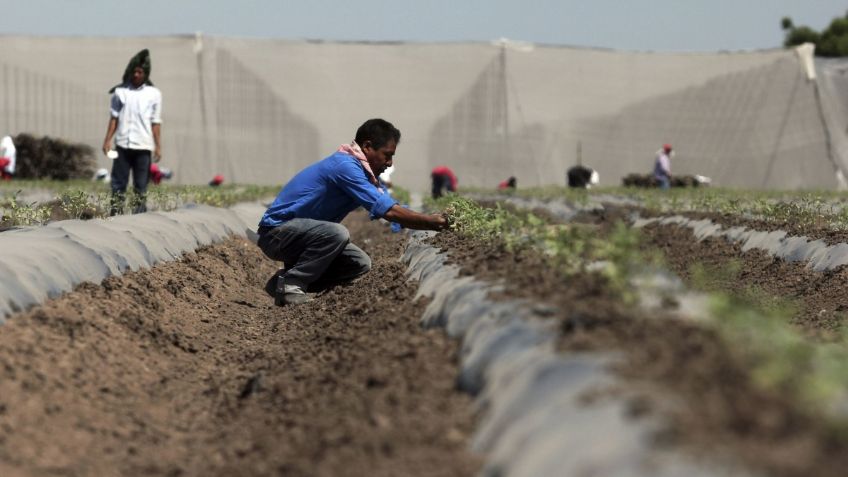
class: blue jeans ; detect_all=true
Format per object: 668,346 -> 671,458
656,176 -> 670,190
110,146 -> 151,215
257,219 -> 371,292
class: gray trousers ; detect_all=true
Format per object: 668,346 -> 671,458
257,219 -> 371,292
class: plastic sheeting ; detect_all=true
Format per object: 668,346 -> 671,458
0,203 -> 265,321
817,59 -> 848,189
402,231 -> 745,476
0,36 -> 846,191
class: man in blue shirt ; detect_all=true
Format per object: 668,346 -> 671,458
257,119 -> 448,305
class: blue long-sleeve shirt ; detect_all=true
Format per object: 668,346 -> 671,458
258,151 -> 397,229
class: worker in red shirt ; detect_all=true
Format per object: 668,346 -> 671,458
431,165 -> 457,199
149,163 -> 173,185
0,135 -> 16,180
498,176 -> 516,190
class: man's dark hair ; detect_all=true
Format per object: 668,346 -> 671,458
355,118 -> 401,149
109,49 -> 153,93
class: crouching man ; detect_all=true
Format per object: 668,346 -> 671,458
257,119 -> 448,305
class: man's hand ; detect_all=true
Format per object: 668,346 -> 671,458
440,212 -> 454,230
154,146 -> 162,163
384,205 -> 449,231
102,117 -> 118,157
432,213 -> 449,230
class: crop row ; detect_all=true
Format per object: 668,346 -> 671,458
438,194 -> 848,429
0,181 -> 281,226
468,186 -> 848,230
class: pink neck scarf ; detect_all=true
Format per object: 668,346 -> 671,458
337,141 -> 380,188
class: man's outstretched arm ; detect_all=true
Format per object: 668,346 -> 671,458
383,204 -> 448,231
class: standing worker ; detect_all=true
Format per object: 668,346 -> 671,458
0,135 -> 15,180
257,119 -> 449,306
102,49 -> 162,215
653,143 -> 673,190
431,165 -> 457,199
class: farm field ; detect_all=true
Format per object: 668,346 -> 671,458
2,184 -> 848,475
3,6 -> 848,476
0,209 -> 479,476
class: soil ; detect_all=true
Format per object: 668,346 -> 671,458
0,211 -> 480,476
641,222 -> 848,337
571,203 -> 848,338
428,225 -> 848,477
635,208 -> 848,247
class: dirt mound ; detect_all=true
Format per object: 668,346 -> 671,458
0,212 -> 479,476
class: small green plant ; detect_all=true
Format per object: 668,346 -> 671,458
0,191 -> 51,226
436,196 -> 645,297
59,190 -> 102,220
0,181 -> 281,225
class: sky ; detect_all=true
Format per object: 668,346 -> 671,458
0,0 -> 845,52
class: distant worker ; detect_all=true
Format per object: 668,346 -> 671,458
567,165 -> 599,189
0,135 -> 16,180
102,49 -> 163,215
653,144 -> 673,190
93,168 -> 111,183
257,119 -> 449,306
431,165 -> 457,199
498,176 -> 517,190
209,174 -> 224,187
379,165 -> 395,190
149,163 -> 173,185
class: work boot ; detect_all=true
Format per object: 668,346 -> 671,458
274,276 -> 313,306
282,285 -> 313,305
